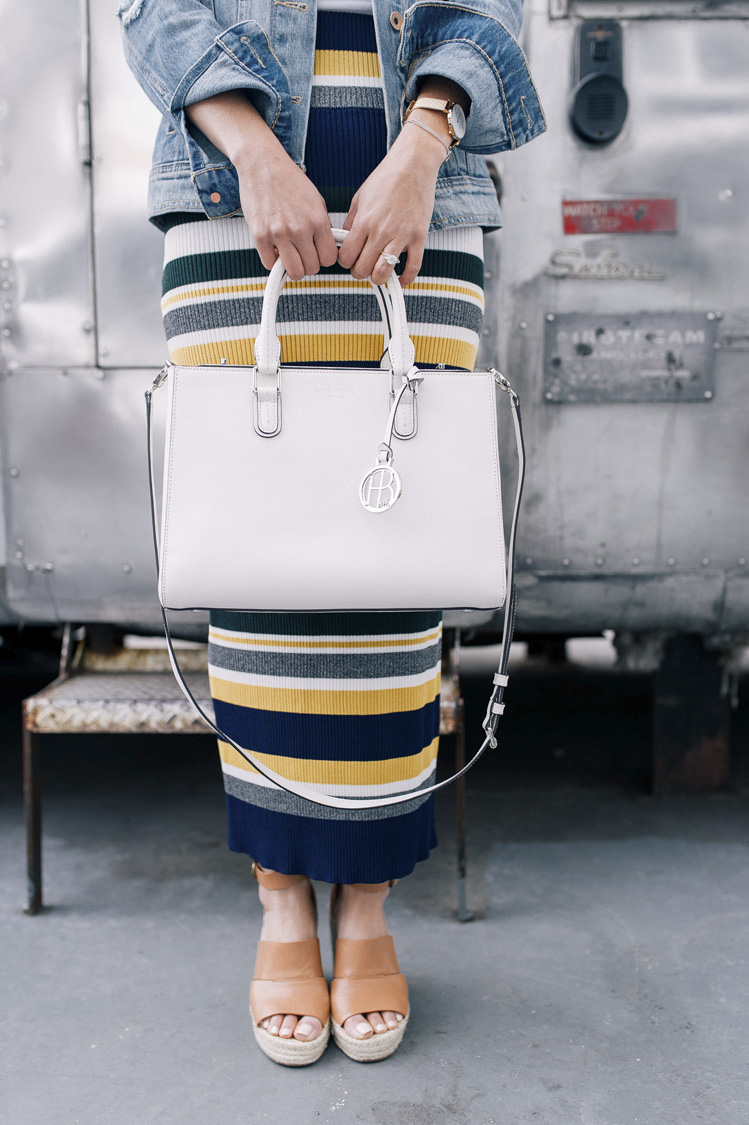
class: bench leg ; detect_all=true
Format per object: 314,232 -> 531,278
23,724 -> 42,914
455,696 -> 474,922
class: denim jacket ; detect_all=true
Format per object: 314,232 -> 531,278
117,0 -> 545,230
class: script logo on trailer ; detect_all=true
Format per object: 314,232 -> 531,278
562,198 -> 678,235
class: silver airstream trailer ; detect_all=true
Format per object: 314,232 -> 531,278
2,0 -> 748,912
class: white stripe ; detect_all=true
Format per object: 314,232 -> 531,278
220,757 -> 437,797
311,75 -> 382,87
208,662 -> 441,692
209,635 -> 441,656
209,624 -> 441,646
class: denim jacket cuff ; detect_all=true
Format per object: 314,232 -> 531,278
171,23 -> 293,219
400,13 -> 545,153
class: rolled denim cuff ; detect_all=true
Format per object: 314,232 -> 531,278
401,20 -> 545,153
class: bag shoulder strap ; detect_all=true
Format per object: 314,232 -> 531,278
145,367 -> 524,811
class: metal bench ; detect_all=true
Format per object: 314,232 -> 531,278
22,626 -> 468,918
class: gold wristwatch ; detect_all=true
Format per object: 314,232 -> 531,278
402,97 -> 467,147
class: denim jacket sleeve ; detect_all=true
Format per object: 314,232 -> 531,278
116,0 -> 292,216
398,0 -> 545,153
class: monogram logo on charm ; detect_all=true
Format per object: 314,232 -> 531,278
360,465 -> 402,513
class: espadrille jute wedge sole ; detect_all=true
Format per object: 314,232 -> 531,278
329,882 -> 408,1063
250,865 -> 330,1067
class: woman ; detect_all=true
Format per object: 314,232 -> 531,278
119,0 -> 544,1065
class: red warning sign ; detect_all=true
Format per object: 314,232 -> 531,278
562,198 -> 678,235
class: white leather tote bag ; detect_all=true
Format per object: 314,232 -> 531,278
146,230 -> 525,809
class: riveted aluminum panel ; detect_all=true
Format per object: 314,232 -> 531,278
0,0 -> 96,371
483,4 -> 749,631
88,0 -> 165,369
1,369 -> 167,623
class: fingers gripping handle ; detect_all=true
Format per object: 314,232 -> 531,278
253,229 -> 415,379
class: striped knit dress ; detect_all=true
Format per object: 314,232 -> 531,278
160,10 -> 485,883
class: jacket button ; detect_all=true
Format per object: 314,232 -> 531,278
210,192 -> 221,203
390,11 -> 403,29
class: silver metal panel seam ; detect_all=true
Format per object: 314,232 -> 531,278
89,0 -> 165,369
0,0 -> 96,371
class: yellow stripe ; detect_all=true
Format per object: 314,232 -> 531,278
313,50 -> 380,78
405,280 -> 485,302
161,277 -> 377,312
412,335 -> 478,370
218,736 -> 439,784
209,629 -> 442,650
169,333 -> 477,371
209,674 -> 441,715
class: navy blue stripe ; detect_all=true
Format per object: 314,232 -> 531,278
225,793 -> 437,883
213,695 -> 441,762
305,108 -> 386,188
314,10 -> 378,52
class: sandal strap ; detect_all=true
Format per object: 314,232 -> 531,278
250,938 -> 330,1026
252,862 -> 307,890
330,936 -> 408,1026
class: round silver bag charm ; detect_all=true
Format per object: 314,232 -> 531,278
360,462 -> 402,513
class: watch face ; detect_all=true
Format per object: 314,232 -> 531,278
450,104 -> 467,140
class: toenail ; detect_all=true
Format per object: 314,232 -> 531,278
356,1022 -> 371,1036
396,1014 -> 404,1022
386,1019 -> 396,1028
297,1023 -> 312,1039
280,1028 -> 292,1038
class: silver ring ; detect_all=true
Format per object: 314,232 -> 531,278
380,251 -> 399,267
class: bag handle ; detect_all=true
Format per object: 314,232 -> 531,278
253,228 -> 416,380
145,366 -> 524,810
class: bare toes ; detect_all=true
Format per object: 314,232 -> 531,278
367,1011 -> 388,1034
279,1014 -> 298,1039
344,1014 -> 374,1039
294,1016 -> 323,1042
382,1010 -> 399,1030
266,1014 -> 283,1036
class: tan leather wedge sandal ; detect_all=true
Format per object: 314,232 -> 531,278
329,882 -> 409,1063
250,864 -> 331,1066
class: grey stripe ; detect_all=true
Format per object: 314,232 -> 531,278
208,641 -> 441,681
163,290 -> 392,340
310,86 -> 384,110
222,769 -> 434,821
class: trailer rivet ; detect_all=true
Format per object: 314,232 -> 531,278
667,557 -> 676,566
99,348 -> 109,359
8,466 -> 19,477
595,557 -> 604,566
739,558 -> 746,566
122,563 -> 132,574
706,312 -> 716,321
519,321 -> 528,330
562,558 -> 570,567
546,313 -> 555,322
713,342 -> 721,350
703,390 -> 713,399
82,322 -> 94,333
484,270 -> 492,280
525,556 -> 533,566
14,550 -> 23,560
1,280 -> 10,290
16,538 -> 23,547
2,327 -> 11,337
701,558 -> 710,566
26,563 -> 35,572
96,369 -> 106,379
632,557 -> 640,566
2,301 -> 11,311
545,391 -> 554,400
719,188 -> 734,201
43,563 -> 54,573
481,327 -> 490,336
0,259 -> 9,269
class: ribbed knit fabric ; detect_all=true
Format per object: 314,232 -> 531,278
159,12 -> 484,883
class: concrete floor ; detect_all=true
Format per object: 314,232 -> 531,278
2,647 -> 749,1124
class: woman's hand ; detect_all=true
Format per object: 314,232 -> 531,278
185,92 -> 338,280
234,145 -> 338,280
338,123 -> 445,288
